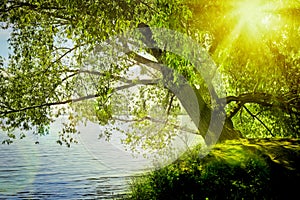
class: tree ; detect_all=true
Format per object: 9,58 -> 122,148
0,0 -> 299,153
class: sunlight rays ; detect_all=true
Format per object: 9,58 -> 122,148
213,0 -> 289,60
229,0 -> 283,39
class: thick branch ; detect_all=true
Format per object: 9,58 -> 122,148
128,52 -> 162,71
225,93 -> 299,109
225,93 -> 273,105
113,79 -> 160,91
223,92 -> 300,117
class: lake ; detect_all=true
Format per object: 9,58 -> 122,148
0,119 -> 153,199
0,118 -> 200,199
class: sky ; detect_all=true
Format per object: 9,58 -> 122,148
0,28 -> 10,60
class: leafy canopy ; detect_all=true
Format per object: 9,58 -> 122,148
0,0 -> 299,151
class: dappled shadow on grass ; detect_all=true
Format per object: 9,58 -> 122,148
126,138 -> 300,200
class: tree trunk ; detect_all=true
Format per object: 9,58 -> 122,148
137,24 -> 243,144
163,68 -> 242,145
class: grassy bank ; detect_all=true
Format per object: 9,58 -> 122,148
126,139 -> 300,200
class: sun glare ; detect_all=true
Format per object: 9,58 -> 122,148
212,0 -> 287,59
223,0 -> 287,42
235,0 -> 274,30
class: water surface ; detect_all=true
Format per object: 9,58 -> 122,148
0,120 -> 151,199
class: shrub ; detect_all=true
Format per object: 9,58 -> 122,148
127,139 -> 300,200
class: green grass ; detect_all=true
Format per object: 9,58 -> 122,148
127,139 -> 300,200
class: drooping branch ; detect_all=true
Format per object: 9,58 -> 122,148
61,69 -> 127,83
228,102 -> 244,119
1,1 -> 72,23
0,78 -> 161,116
243,105 -> 275,137
52,45 -> 83,66
2,1 -> 66,12
63,68 -> 161,85
136,0 -> 157,13
113,116 -> 199,135
166,94 -> 176,115
0,94 -> 97,116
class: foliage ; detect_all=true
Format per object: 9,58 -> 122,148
0,0 -> 299,150
187,0 -> 300,138
0,0 -> 191,148
128,139 -> 300,200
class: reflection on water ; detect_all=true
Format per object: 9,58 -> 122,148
0,118 -> 201,199
0,120 -> 150,199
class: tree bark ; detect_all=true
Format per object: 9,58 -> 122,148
137,24 -> 243,144
161,66 -> 242,145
